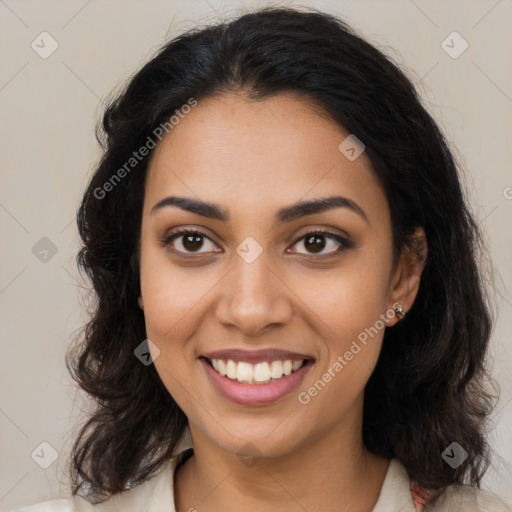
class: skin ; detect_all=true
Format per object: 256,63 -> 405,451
137,91 -> 427,512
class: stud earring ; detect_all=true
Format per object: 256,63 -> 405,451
394,304 -> 406,320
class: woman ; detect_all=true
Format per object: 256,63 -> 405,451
11,6 -> 511,512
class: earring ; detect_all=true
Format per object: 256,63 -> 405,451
394,304 -> 406,320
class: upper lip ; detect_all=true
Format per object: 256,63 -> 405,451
201,349 -> 314,364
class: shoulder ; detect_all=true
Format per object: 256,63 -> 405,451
6,498 -> 82,512
382,459 -> 512,512
7,457 -> 179,512
428,484 -> 512,511
8,430 -> 193,512
7,496 -> 102,512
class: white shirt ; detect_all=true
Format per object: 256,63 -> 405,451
8,430 -> 512,512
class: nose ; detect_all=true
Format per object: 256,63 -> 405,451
214,253 -> 293,337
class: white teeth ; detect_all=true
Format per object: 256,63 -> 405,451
254,362 -> 271,382
226,359 -> 237,379
236,362 -> 254,383
210,358 -> 306,384
217,359 -> 227,376
292,360 -> 302,371
270,360 -> 283,379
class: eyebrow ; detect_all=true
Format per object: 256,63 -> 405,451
150,195 -> 369,225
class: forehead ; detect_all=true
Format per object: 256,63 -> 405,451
144,92 -> 387,223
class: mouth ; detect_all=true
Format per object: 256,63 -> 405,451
201,357 -> 311,384
199,349 -> 315,405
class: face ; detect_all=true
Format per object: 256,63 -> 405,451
138,92 -> 422,460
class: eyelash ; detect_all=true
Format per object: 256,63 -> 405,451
160,227 -> 352,258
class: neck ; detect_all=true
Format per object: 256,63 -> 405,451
174,399 -> 390,512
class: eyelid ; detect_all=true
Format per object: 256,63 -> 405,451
160,227 -> 220,256
288,228 -> 350,256
160,226 -> 351,256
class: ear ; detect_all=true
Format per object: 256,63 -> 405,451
138,296 -> 144,310
386,226 -> 427,326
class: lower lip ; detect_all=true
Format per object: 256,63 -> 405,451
200,358 -> 314,406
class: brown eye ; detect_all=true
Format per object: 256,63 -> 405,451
163,229 -> 220,254
304,233 -> 327,253
181,232 -> 205,252
289,230 -> 348,256
162,228 -> 350,258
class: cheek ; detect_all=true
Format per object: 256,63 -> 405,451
138,249 -> 215,393
300,286 -> 387,374
293,249 -> 391,340
291,252 -> 391,406
139,243 -> 217,340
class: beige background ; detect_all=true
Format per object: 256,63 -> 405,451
1,0 -> 511,509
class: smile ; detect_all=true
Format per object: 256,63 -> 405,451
209,358 -> 306,384
199,349 -> 315,405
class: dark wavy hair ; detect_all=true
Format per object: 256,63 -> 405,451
67,6 -> 496,504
